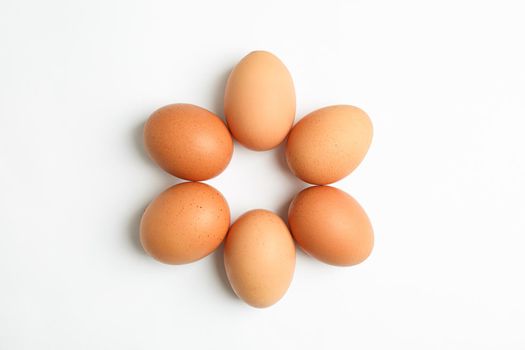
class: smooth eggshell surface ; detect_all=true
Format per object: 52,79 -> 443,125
140,182 -> 230,265
288,186 -> 374,266
285,105 -> 373,185
144,104 -> 233,181
224,51 -> 296,151
224,210 -> 296,308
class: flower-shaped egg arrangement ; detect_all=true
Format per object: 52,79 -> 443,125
140,51 -> 374,308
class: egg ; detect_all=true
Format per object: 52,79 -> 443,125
224,51 -> 296,151
288,186 -> 373,266
140,182 -> 230,265
224,210 -> 295,308
285,105 -> 373,185
144,104 -> 233,181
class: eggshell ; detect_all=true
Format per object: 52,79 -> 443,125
288,186 -> 373,266
144,104 -> 233,181
224,210 -> 295,308
140,182 -> 230,265
285,105 -> 373,185
224,51 -> 296,151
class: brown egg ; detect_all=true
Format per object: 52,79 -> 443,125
285,105 -> 373,185
224,51 -> 296,151
140,182 -> 230,265
224,210 -> 296,308
288,186 -> 373,266
144,104 -> 233,181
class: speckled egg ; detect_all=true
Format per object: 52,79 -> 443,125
144,104 -> 233,181
140,182 -> 230,265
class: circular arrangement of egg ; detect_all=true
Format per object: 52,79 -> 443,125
139,50 -> 374,308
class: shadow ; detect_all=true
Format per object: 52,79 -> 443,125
129,117 -> 185,257
295,246 -> 310,259
210,68 -> 232,123
273,143 -> 294,178
274,145 -> 309,223
277,196 -> 293,224
134,120 -> 152,165
129,205 -> 149,256
212,244 -> 239,300
129,118 -> 152,257
277,187 -> 311,261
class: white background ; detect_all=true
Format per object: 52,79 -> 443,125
1,0 -> 524,349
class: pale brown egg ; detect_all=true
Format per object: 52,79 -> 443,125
285,105 -> 373,185
288,186 -> 374,266
224,51 -> 296,151
224,210 -> 295,308
144,104 -> 233,181
140,182 -> 230,265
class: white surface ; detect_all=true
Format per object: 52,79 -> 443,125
1,0 -> 524,349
